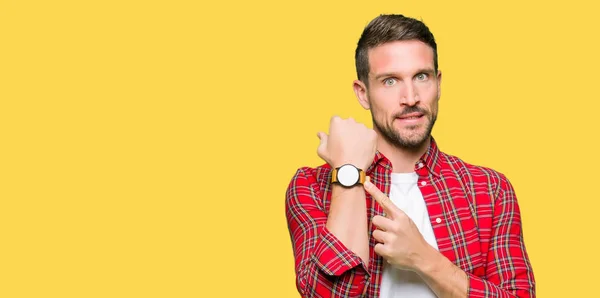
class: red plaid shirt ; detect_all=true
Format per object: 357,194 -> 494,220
285,137 -> 535,297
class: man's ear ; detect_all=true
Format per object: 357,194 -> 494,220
353,79 -> 370,109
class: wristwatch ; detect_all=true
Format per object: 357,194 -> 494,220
331,164 -> 366,188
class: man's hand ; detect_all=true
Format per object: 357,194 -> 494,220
363,177 -> 433,271
317,116 -> 377,170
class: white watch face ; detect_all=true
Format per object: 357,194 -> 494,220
337,164 -> 359,187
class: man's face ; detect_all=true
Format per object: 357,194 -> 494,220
363,40 -> 441,149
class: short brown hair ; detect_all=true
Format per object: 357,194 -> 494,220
355,14 -> 438,85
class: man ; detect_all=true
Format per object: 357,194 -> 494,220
284,14 -> 535,298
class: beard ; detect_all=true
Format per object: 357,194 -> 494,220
372,105 -> 437,150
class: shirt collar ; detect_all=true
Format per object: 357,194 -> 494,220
419,137 -> 442,177
368,136 -> 442,177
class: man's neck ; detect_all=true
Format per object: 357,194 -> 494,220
376,135 -> 430,174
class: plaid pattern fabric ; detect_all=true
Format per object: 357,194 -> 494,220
285,137 -> 535,297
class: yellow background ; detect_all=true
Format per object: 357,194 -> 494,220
1,0 -> 598,297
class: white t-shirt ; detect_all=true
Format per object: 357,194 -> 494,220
378,172 -> 439,298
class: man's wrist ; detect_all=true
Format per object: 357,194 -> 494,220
332,161 -> 368,171
414,244 -> 469,298
331,163 -> 366,188
414,243 -> 443,276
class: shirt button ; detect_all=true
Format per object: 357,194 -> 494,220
436,218 -> 442,224
420,181 -> 427,186
418,162 -> 424,168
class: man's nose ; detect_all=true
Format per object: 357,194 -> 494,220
400,83 -> 419,106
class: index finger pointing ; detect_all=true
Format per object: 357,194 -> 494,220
364,177 -> 399,217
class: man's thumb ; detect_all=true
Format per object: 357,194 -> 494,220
318,132 -> 329,145
317,132 -> 328,157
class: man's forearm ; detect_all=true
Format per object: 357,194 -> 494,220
416,245 -> 468,298
325,185 -> 370,266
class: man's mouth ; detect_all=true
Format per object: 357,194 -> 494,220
397,112 -> 424,120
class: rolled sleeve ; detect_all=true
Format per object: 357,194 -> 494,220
312,225 -> 368,277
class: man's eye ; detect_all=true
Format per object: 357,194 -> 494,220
384,78 -> 396,86
416,73 -> 428,81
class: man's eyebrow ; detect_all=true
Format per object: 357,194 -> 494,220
373,72 -> 397,80
417,68 -> 436,75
